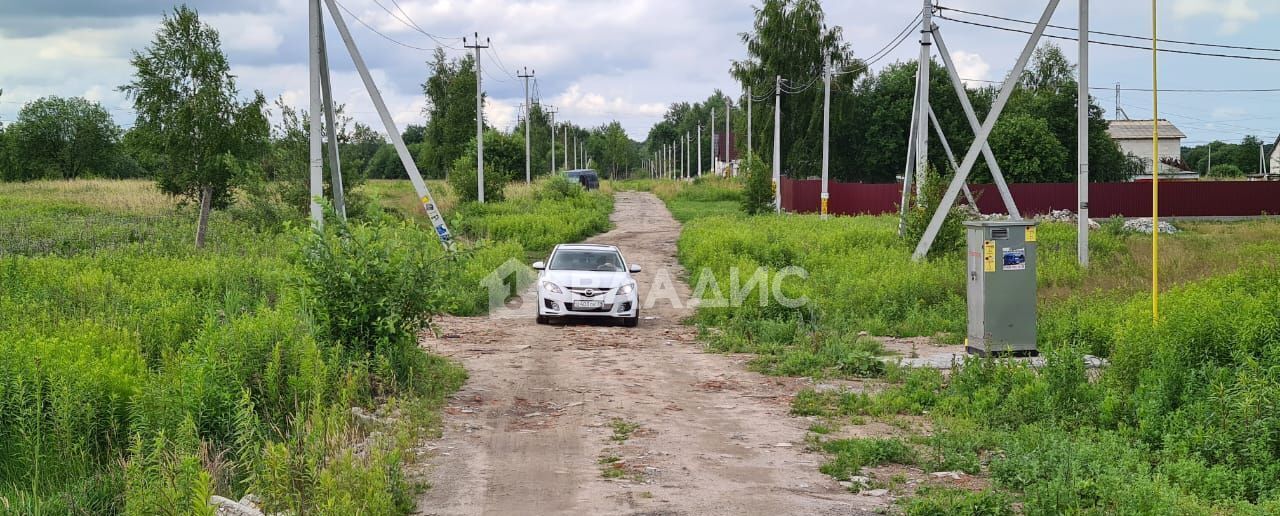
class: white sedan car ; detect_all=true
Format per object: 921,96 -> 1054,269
532,244 -> 641,327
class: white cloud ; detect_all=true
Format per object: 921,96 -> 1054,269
485,97 -> 517,130
553,84 -> 666,121
1173,0 -> 1260,34
951,50 -> 990,87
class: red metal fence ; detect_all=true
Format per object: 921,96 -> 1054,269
780,178 -> 1280,218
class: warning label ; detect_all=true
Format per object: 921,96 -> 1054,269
983,240 -> 996,272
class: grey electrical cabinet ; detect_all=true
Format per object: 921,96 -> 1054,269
964,220 -> 1038,356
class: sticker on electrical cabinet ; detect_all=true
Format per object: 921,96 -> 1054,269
1002,248 -> 1026,271
1025,226 -> 1037,242
983,241 -> 995,272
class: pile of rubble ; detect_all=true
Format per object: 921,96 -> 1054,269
1122,217 -> 1179,234
1034,209 -> 1102,229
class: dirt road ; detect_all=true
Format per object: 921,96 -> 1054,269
416,192 -> 875,515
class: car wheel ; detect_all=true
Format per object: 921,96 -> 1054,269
536,314 -> 549,325
623,311 -> 639,328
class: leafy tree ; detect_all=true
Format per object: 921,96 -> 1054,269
3,96 -> 122,180
261,97 -> 373,217
447,130 -> 518,202
731,0 -> 853,180
121,5 -> 268,247
593,121 -> 636,178
402,124 -> 425,145
421,48 -> 480,178
985,113 -> 1069,183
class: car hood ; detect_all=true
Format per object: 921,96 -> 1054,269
541,270 -> 632,290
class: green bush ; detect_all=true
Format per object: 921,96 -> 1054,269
739,153 -> 773,215
903,165 -> 965,256
448,153 -> 507,203
536,174 -> 584,201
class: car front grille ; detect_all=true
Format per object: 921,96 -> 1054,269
567,287 -> 613,298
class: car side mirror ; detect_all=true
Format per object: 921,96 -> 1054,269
629,264 -> 642,273
532,261 -> 546,270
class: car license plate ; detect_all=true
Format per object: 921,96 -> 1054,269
575,300 -> 602,309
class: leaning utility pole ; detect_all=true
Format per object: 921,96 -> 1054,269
914,0 -> 932,197
821,53 -> 832,219
518,67 -> 534,184
1077,0 -> 1090,266
317,9 -> 346,220
772,75 -> 781,213
463,33 -> 489,202
317,0 -> 453,249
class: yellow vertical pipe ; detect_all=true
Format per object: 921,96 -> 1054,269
1151,0 -> 1159,322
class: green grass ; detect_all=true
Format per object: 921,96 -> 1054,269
609,419 -> 640,442
818,437 -> 916,481
794,269 -> 1280,513
0,178 -> 617,513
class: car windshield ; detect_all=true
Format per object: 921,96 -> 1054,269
549,249 -> 623,271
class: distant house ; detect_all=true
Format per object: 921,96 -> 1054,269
1270,134 -> 1280,175
1107,119 -> 1191,180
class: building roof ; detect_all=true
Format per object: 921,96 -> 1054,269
1106,119 -> 1186,140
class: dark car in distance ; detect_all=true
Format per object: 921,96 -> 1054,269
564,169 -> 600,190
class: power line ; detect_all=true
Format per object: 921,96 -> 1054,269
936,14 -> 1280,63
936,5 -> 1280,54
959,77 -> 1280,93
366,0 -> 462,50
333,0 -> 433,51
854,11 -> 922,70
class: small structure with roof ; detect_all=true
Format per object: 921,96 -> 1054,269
1107,119 -> 1188,179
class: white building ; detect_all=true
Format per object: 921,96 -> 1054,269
1106,119 -> 1186,177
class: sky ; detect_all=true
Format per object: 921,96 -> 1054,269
1,0 -> 1278,145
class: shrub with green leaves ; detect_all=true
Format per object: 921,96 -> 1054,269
739,153 -> 773,215
448,153 -> 507,203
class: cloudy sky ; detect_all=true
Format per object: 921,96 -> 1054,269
1,0 -> 1278,145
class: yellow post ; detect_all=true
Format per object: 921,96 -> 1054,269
1151,0 -> 1160,322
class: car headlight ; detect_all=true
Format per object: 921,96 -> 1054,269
541,281 -> 563,294
617,283 -> 635,295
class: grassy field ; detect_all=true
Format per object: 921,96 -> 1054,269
0,177 -> 613,513
653,178 -> 1280,513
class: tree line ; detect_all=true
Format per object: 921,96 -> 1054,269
644,0 -> 1158,185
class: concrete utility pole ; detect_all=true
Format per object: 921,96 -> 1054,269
821,53 -> 831,219
697,124 -> 703,177
725,98 -> 732,177
898,63 -> 921,236
548,107 -> 557,173
913,0 -> 1061,260
320,0 -> 453,249
308,0 -> 324,227
1078,0 -> 1090,266
518,67 -> 534,184
747,86 -> 752,161
915,0 -> 932,197
464,33 -> 490,202
685,132 -> 690,179
317,9 -> 346,221
710,108 -> 716,175
572,131 -> 578,169
773,75 -> 781,213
